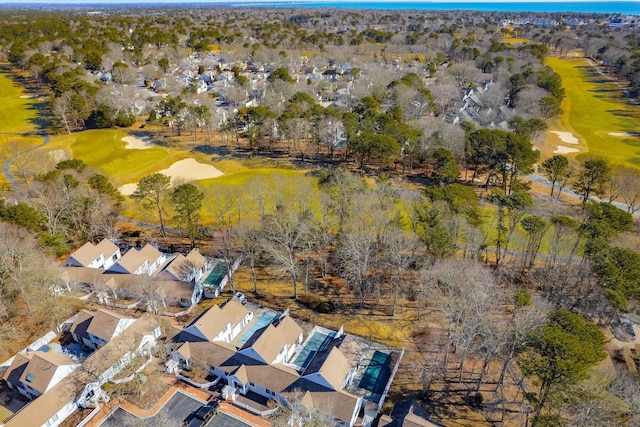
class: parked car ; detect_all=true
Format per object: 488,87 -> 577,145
234,292 -> 246,304
184,402 -> 219,427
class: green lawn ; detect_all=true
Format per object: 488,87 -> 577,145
546,56 -> 640,169
65,129 -> 189,184
0,70 -> 37,134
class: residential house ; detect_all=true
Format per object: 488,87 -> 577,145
183,298 -> 252,343
3,351 -> 80,401
69,308 -> 136,350
107,243 -> 165,275
160,249 -> 209,283
64,239 -> 121,269
4,315 -> 161,427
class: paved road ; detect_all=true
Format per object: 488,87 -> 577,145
1,133 -> 50,189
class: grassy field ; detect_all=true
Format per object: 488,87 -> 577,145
545,56 -> 640,169
0,70 -> 38,134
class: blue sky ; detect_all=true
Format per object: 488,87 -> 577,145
4,0 -> 638,3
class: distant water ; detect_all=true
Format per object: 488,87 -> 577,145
235,1 -> 640,14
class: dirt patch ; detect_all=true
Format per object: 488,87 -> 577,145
118,158 -> 224,195
550,131 -> 579,144
122,136 -> 155,150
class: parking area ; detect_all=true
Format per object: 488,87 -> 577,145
98,390 -> 252,427
99,391 -> 203,426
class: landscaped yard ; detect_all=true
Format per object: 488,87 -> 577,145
545,56 -> 640,169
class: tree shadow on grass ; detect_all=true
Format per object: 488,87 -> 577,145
190,144 -> 243,159
606,109 -> 640,119
26,100 -> 54,133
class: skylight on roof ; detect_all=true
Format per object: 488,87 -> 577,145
25,374 -> 33,382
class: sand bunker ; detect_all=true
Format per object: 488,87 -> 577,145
550,131 -> 579,145
609,132 -> 633,137
122,136 -> 155,150
119,183 -> 138,195
118,158 -> 223,195
554,145 -> 579,155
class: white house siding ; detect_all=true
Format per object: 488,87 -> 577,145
273,340 -> 298,365
348,397 -> 364,427
86,255 -> 105,269
229,315 -> 251,342
228,374 -> 248,394
103,251 -> 121,269
273,345 -> 289,365
114,319 -> 137,339
42,399 -> 77,427
246,383 -> 287,405
45,364 -> 80,393
213,323 -> 233,343
192,283 -> 204,306
133,261 -> 151,275
150,256 -> 165,274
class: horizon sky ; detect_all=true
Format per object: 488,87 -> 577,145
2,0 -> 639,3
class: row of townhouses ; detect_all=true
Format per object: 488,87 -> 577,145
166,297 -> 404,427
1,309 -> 160,427
59,239 -> 236,312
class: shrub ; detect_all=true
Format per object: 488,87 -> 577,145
115,111 -> 135,127
316,301 -> 334,313
298,294 -> 334,313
